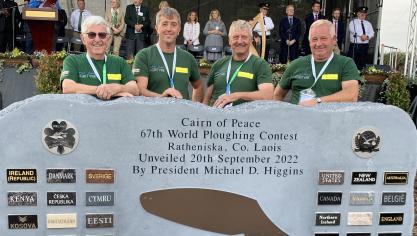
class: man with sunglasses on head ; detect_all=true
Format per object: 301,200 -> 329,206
133,7 -> 203,101
61,16 -> 138,100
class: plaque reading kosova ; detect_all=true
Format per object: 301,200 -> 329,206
0,95 -> 416,235
8,214 -> 38,229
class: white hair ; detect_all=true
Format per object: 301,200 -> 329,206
81,15 -> 111,34
228,20 -> 253,38
308,19 -> 336,40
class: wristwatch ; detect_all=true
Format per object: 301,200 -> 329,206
316,97 -> 322,104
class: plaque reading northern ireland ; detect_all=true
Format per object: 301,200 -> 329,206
379,213 -> 404,225
86,169 -> 114,184
315,213 -> 340,226
7,169 -> 37,183
351,171 -> 377,184
47,192 -> 76,206
8,192 -> 37,206
8,214 -> 38,229
384,172 -> 408,185
86,213 -> 114,228
46,168 -> 76,183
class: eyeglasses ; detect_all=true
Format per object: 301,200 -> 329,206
85,32 -> 108,39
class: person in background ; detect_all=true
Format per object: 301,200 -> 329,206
105,0 -> 125,56
158,1 -> 169,9
70,0 -> 92,51
55,8 -> 67,51
2,0 -> 20,52
61,16 -> 138,100
203,9 -> 226,62
253,2 -> 274,61
302,1 -> 325,55
329,7 -> 344,54
183,10 -> 200,47
348,6 -> 374,70
279,4 -> 301,64
124,0 -> 150,59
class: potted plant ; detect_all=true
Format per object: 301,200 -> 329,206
270,63 -> 287,87
0,48 -> 30,67
198,59 -> 212,75
35,50 -> 68,94
362,66 -> 389,84
378,73 -> 410,112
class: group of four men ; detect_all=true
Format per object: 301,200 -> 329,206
60,7 -> 359,107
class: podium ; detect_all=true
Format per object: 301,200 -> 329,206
22,7 -> 58,52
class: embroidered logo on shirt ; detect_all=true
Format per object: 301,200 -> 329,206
322,74 -> 338,80
132,68 -> 140,74
61,71 -> 69,77
108,74 -> 122,80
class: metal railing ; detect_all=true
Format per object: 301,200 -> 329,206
380,44 -> 399,71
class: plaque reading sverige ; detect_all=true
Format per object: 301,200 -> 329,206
0,95 -> 416,236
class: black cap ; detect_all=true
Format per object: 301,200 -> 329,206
355,6 -> 368,13
259,3 -> 270,9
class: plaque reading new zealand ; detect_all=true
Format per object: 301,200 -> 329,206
318,171 -> 344,185
352,127 -> 380,158
8,192 -> 37,206
351,172 -> 377,184
384,172 -> 408,185
86,169 -> 114,184
46,168 -> 76,183
42,120 -> 79,155
47,192 -> 76,206
317,192 -> 342,205
8,214 -> 38,229
379,213 -> 404,225
7,169 -> 37,183
315,213 -> 340,226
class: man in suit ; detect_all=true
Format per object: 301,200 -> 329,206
105,0 -> 125,56
0,0 -> 5,52
329,8 -> 344,53
302,1 -> 325,55
2,0 -> 20,52
70,0 -> 92,51
279,4 -> 301,64
124,0 -> 150,59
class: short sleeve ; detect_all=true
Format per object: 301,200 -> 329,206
341,57 -> 360,82
255,59 -> 273,85
60,55 -> 79,82
120,58 -> 135,84
133,49 -> 149,77
278,65 -> 293,90
188,54 -> 200,82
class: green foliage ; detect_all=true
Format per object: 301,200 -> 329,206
16,62 -> 32,74
198,59 -> 212,68
380,73 -> 410,111
35,51 -> 68,94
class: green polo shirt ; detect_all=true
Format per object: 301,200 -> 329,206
133,45 -> 200,100
207,55 -> 272,106
279,54 -> 360,104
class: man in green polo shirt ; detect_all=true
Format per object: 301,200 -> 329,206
61,16 -> 138,100
203,20 -> 273,108
274,20 -> 359,106
133,7 -> 203,101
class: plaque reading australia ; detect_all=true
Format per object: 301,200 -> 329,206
7,169 -> 37,183
384,172 -> 408,185
86,169 -> 114,184
42,120 -> 79,155
8,214 -> 38,229
46,168 -> 76,183
8,191 -> 37,206
318,171 -> 344,185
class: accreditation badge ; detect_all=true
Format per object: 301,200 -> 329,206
299,88 -> 316,103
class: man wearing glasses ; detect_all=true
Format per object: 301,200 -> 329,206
61,16 -> 138,100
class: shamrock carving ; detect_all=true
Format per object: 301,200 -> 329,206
44,121 -> 76,154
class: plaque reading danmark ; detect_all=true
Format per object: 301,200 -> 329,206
315,213 -> 340,226
46,169 -> 76,183
7,169 -> 37,183
47,213 -> 77,228
349,192 -> 375,205
86,169 -> 114,184
379,213 -> 404,225
351,171 -> 377,184
317,192 -> 342,205
384,172 -> 408,185
318,171 -> 344,185
8,214 -> 38,229
347,212 -> 373,226
86,213 -> 114,228
47,192 -> 76,206
86,192 -> 114,206
8,192 -> 37,206
382,192 -> 406,205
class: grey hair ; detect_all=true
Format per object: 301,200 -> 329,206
228,20 -> 253,38
81,15 -> 111,34
155,7 -> 181,26
308,19 -> 336,40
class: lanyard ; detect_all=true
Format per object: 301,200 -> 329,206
310,52 -> 334,89
156,43 -> 177,88
86,54 -> 107,84
225,54 -> 251,94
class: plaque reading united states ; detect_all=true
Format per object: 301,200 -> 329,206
0,95 -> 416,235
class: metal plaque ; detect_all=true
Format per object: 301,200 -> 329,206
86,169 -> 114,184
46,168 -> 76,183
318,171 -> 344,185
317,192 -> 342,205
86,213 -> 114,228
379,213 -> 404,225
47,192 -> 76,206
47,213 -> 77,228
8,214 -> 38,229
347,212 -> 373,226
7,169 -> 37,183
315,213 -> 340,226
347,234 -> 371,236
42,120 -> 79,155
378,233 -> 402,236
349,191 -> 375,205
351,171 -> 377,184
86,192 -> 114,206
315,234 -> 339,236
8,192 -> 37,206
384,172 -> 408,185
382,192 -> 406,205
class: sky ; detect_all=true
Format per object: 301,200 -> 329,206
380,0 -> 410,52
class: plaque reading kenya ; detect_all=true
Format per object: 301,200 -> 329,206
0,95 -> 416,235
8,191 -> 37,206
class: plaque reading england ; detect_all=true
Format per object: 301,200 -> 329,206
46,168 -> 76,183
86,213 -> 114,228
318,171 -> 344,185
349,191 -> 375,205
86,192 -> 114,206
315,213 -> 340,226
7,169 -> 37,183
347,212 -> 373,226
379,213 -> 404,225
86,169 -> 114,184
8,214 -> 38,229
382,192 -> 406,205
47,213 -> 77,228
7,191 -> 37,206
351,171 -> 377,184
47,192 -> 76,206
384,172 -> 408,185
317,192 -> 342,205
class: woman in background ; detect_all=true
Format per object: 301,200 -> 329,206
183,10 -> 200,47
159,1 -> 169,10
203,9 -> 226,61
105,0 -> 124,55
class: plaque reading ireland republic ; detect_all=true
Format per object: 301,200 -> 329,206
7,169 -> 37,183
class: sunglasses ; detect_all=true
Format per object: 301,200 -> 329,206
85,32 -> 108,39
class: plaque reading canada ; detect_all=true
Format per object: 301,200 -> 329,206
0,95 -> 416,235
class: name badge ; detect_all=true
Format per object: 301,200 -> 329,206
238,71 -> 254,79
176,67 -> 188,74
322,74 -> 338,80
138,12 -> 143,16
108,74 -> 122,80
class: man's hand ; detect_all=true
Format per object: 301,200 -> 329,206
161,88 -> 183,99
96,84 -> 122,100
135,24 -> 143,32
360,34 -> 368,41
298,98 -> 318,107
213,94 -> 238,108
